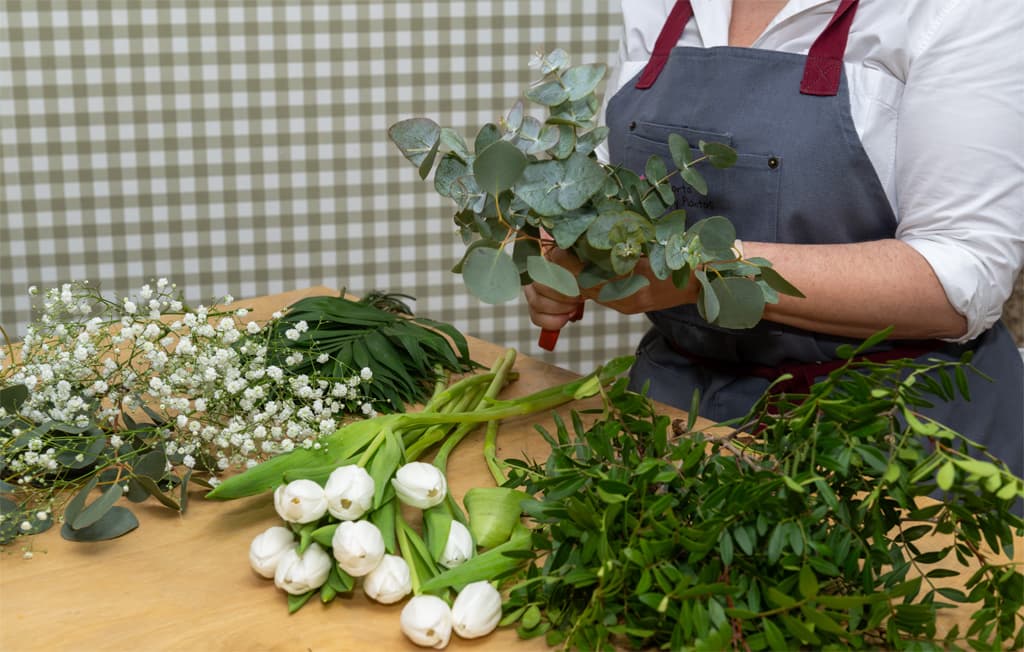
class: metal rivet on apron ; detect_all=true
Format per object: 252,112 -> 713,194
629,121 -> 637,130
767,156 -> 779,169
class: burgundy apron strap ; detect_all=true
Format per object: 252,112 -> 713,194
635,0 -> 694,89
636,0 -> 860,95
800,0 -> 860,96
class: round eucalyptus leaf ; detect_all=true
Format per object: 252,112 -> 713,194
700,140 -> 739,169
473,140 -> 527,196
691,216 -> 736,255
527,256 -> 580,297
645,156 -> 668,185
540,48 -> 570,74
610,243 -> 641,276
695,269 -> 719,323
680,166 -> 708,196
132,449 -> 168,481
60,506 -> 139,542
548,208 -> 598,250
387,118 -> 441,167
562,63 -> 606,101
513,236 -> 542,274
558,152 -> 606,211
505,100 -> 524,132
54,434 -> 106,469
433,154 -> 468,199
587,210 -> 638,250
710,276 -> 767,329
597,275 -> 649,302
648,243 -> 671,280
462,246 -> 522,304
664,232 -> 689,270
525,80 -> 569,106
655,209 -> 688,242
439,127 -> 470,160
474,122 -> 502,153
668,133 -> 693,168
515,160 -> 565,216
575,126 -> 609,156
529,123 -> 561,155
550,125 -> 576,160
72,482 -> 124,530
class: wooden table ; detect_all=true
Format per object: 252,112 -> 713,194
0,288 -> 1018,651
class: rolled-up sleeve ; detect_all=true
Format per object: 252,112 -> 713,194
895,0 -> 1024,341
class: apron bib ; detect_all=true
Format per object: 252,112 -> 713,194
604,0 -> 1023,478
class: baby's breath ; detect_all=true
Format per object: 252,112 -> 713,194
0,280 -> 379,543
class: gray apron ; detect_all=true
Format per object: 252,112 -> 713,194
605,0 -> 1023,479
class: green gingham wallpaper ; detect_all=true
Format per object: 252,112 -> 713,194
0,1 -> 651,373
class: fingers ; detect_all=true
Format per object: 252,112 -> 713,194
523,283 -> 584,330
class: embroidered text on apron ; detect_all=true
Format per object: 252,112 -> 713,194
604,0 -> 1023,479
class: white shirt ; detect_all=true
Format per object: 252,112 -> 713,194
596,0 -> 1024,342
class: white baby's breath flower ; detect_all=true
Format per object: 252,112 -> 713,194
360,367 -> 373,381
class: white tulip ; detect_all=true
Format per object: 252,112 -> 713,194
451,580 -> 502,639
400,594 -> 452,649
438,520 -> 474,569
272,542 -> 332,595
392,462 -> 447,509
273,479 -> 328,524
362,554 -> 412,604
331,519 -> 386,577
248,525 -> 297,578
323,464 -> 375,520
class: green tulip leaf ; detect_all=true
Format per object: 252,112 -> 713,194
709,276 -> 766,329
527,256 -> 580,297
668,133 -> 693,168
700,140 -> 739,169
462,245 -> 522,304
61,506 -> 139,542
464,487 -> 529,549
562,63 -> 606,101
387,118 -> 441,169
558,152 -> 606,211
473,140 -> 527,195
597,275 -> 649,302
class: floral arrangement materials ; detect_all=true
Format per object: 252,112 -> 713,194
0,281 -> 468,544
489,335 -> 1024,650
263,293 -> 476,411
388,49 -> 803,331
217,350 -> 634,647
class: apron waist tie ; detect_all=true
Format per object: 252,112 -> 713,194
667,340 -> 937,395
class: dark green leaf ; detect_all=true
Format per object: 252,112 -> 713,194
72,482 -> 124,530
462,245 -> 522,304
473,140 -> 527,195
60,506 -> 139,542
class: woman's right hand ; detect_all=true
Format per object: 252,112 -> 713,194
523,246 -> 586,331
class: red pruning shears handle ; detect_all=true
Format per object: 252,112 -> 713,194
538,304 -> 585,351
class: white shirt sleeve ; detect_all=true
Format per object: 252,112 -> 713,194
893,0 -> 1024,341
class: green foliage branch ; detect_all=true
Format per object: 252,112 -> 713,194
388,49 -> 802,330
498,333 -> 1023,650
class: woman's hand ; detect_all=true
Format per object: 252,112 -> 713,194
524,245 -> 700,329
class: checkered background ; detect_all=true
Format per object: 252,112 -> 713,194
1,0 -> 651,374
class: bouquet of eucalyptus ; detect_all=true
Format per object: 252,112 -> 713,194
389,49 -> 801,330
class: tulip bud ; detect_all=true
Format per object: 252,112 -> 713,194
451,580 -> 502,639
362,554 -> 412,604
272,542 -> 332,595
400,594 -> 452,649
323,464 -> 375,520
273,479 -> 328,524
249,525 -> 297,579
392,462 -> 447,509
438,520 -> 474,569
331,519 -> 386,577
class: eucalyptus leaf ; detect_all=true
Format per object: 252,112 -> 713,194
473,140 -> 527,195
462,245 -> 522,304
558,152 -> 606,211
547,208 -> 598,250
597,275 -> 649,302
700,140 -> 739,169
60,506 -> 139,542
525,80 -> 569,106
690,216 -> 736,257
514,160 -> 565,216
562,63 -> 606,101
433,154 -> 468,199
440,127 -> 470,160
527,256 -> 580,297
72,482 -> 124,530
0,384 -> 28,413
695,270 -> 719,323
387,117 -> 441,168
680,166 -> 708,196
668,133 -> 693,168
